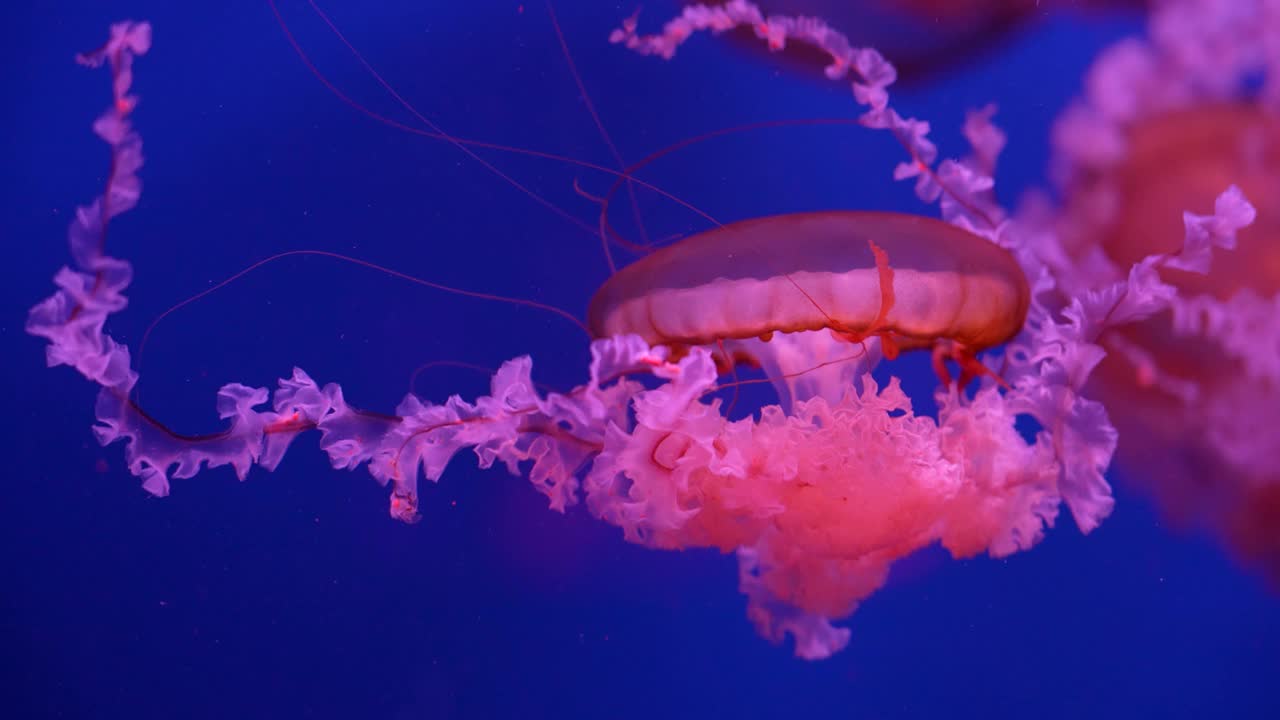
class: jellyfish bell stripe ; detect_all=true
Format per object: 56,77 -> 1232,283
588,211 -> 1030,352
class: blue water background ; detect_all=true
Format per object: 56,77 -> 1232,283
5,1 -> 1278,718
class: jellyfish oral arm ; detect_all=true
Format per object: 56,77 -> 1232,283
612,1 -> 1006,235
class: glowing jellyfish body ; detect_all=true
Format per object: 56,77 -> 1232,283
581,211 -> 1039,636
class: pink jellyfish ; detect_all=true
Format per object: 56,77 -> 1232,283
1041,0 -> 1280,581
29,2 -> 1255,659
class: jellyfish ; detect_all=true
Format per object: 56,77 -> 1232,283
29,2 -> 1255,659
1038,0 -> 1280,581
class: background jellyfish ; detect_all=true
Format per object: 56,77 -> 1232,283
1039,0 -> 1280,582
8,1 -> 1280,718
684,0 -> 1150,84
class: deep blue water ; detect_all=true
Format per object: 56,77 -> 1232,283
5,2 -> 1278,718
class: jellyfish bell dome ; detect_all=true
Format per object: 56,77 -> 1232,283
589,210 -> 1030,405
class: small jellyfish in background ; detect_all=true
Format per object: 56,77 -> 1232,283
682,0 -> 1148,84
1038,0 -> 1280,582
28,1 -> 1258,659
